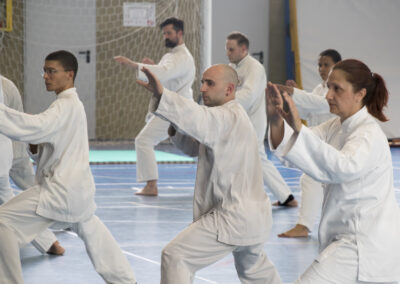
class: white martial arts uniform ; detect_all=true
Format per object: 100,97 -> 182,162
230,55 -> 292,203
2,76 -> 37,189
135,43 -> 195,182
154,89 -> 281,284
0,88 -> 136,284
271,107 -> 400,283
292,83 -> 335,230
0,75 -> 56,253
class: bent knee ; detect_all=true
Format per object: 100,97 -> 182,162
161,243 -> 185,266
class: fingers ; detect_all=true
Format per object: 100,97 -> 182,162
136,79 -> 148,88
113,56 -> 126,63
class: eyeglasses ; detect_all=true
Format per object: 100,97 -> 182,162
41,68 -> 71,77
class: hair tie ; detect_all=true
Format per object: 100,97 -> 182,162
371,72 -> 374,78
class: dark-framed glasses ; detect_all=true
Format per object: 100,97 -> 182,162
41,68 -> 71,77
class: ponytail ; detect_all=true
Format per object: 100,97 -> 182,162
366,73 -> 388,121
333,59 -> 389,122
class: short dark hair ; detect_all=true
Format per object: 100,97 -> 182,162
319,49 -> 342,63
160,17 -> 184,33
45,50 -> 78,81
227,32 -> 249,49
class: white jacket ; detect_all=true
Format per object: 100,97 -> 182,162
0,88 -> 96,223
137,43 -> 195,100
292,83 -> 334,127
230,55 -> 267,143
271,107 -> 400,282
155,89 -> 272,246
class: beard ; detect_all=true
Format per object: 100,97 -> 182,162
165,39 -> 178,48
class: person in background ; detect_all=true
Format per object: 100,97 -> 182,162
226,31 -> 297,207
114,17 -> 195,196
274,49 -> 342,237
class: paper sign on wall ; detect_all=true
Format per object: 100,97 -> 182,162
123,2 -> 155,27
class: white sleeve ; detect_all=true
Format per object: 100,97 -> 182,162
292,86 -> 330,115
0,100 -> 65,144
154,89 -> 234,147
137,53 -> 188,85
281,124 -> 383,184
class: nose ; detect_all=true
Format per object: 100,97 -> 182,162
200,83 -> 207,92
325,89 -> 333,100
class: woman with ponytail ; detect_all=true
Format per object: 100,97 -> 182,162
267,59 -> 400,283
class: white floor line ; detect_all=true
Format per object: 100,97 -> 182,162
127,201 -> 192,211
122,251 -> 218,284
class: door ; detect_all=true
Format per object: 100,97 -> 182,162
24,0 -> 96,139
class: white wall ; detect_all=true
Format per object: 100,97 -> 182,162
211,0 -> 270,72
296,0 -> 400,138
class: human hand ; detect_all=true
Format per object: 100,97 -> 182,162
266,82 -> 302,133
141,57 -> 155,65
113,56 -> 138,68
285,79 -> 297,88
136,67 -> 163,98
275,84 -> 294,95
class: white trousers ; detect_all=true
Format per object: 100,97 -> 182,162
135,115 -> 170,182
0,138 -> 56,253
161,212 -> 282,284
297,174 -> 324,230
0,186 -> 136,284
295,239 -> 398,284
258,142 -> 292,203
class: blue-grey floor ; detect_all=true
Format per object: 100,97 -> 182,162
18,147 -> 400,284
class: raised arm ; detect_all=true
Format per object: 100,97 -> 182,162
266,82 -> 302,148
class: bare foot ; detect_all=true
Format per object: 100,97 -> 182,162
136,181 -> 158,196
278,224 -> 310,238
272,194 -> 298,207
47,241 -> 65,255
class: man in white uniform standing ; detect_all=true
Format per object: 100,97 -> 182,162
0,51 -> 136,284
226,32 -> 297,207
0,75 -> 64,255
137,64 -> 281,283
114,17 -> 195,196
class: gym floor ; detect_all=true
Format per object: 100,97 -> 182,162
18,145 -> 400,284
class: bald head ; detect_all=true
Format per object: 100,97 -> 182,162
200,64 -> 238,107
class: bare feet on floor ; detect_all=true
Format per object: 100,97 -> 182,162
278,224 -> 310,238
47,241 -> 65,255
136,180 -> 158,196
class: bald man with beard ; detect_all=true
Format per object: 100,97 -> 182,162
137,64 -> 282,284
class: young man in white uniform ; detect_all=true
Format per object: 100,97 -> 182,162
137,64 -> 281,284
267,59 -> 400,283
274,49 -> 342,237
226,32 -> 297,207
114,17 -> 195,196
0,51 -> 136,284
0,75 -> 64,255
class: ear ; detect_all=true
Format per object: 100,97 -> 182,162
226,83 -> 235,96
356,88 -> 367,102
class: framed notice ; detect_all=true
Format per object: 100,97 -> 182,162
123,2 -> 155,27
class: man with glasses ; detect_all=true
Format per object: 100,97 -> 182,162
0,74 -> 65,256
114,17 -> 195,196
0,50 -> 136,284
